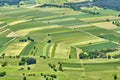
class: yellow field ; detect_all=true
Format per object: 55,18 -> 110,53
54,43 -> 70,58
92,22 -> 118,30
80,16 -> 117,22
3,41 -> 29,56
6,31 -> 20,37
76,48 -> 83,59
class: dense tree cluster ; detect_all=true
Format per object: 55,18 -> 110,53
40,73 -> 57,80
1,62 -> 7,67
0,0 -> 21,6
58,62 -> 63,71
0,72 -> 6,77
93,0 -> 120,11
19,39 -> 27,42
19,57 -> 36,65
79,48 -> 117,59
112,21 -> 120,27
63,1 -> 92,11
38,1 -> 92,11
81,9 -> 100,15
38,0 -> 120,11
48,63 -> 57,72
27,37 -> 34,42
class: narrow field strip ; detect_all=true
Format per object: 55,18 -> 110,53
9,20 -> 30,26
45,43 -> 51,57
79,42 -> 119,52
50,43 -> 57,58
54,43 -> 70,58
16,25 -> 62,36
63,67 -> 85,71
80,16 -> 117,22
42,18 -> 75,23
69,47 -> 77,58
20,42 -> 35,56
48,43 -> 56,57
42,43 -> 50,56
52,36 -> 98,44
3,38 -> 16,46
0,38 -> 15,55
69,38 -> 106,46
38,42 -> 46,56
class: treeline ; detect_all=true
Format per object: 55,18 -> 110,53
93,0 -> 120,11
0,0 -> 21,6
38,1 -> 92,11
63,1 -> 92,10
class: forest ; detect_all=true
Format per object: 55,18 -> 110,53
0,0 -> 21,6
93,0 -> 120,11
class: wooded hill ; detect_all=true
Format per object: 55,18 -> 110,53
93,0 -> 120,11
0,0 -> 21,6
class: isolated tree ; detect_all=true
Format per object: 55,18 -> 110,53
47,40 -> 51,43
48,22 -> 50,24
27,66 -> 31,70
34,46 -> 36,49
41,73 -> 43,76
118,14 -> 120,17
23,76 -> 27,80
23,73 -> 25,76
112,21 -> 115,24
108,55 -> 111,59
48,34 -> 50,36
113,74 -> 118,80
63,13 -> 65,15
1,62 -> 7,67
1,53 -> 5,58
58,62 -> 63,71
53,68 -> 57,72
46,77 -> 48,80
0,72 -> 6,77
16,55 -> 20,59
106,18 -> 110,22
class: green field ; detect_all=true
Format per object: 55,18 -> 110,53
0,1 -> 120,80
79,42 -> 119,51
